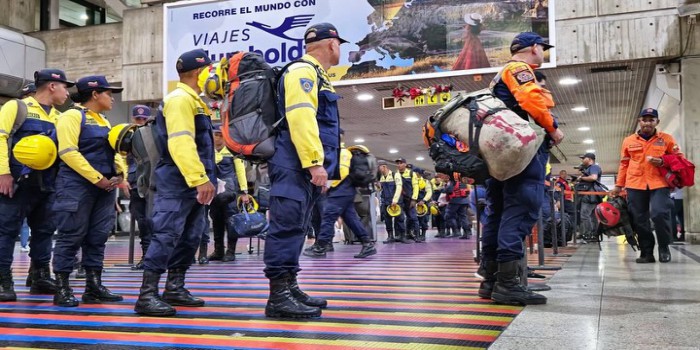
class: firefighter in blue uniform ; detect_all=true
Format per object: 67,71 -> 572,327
396,158 -> 419,241
134,49 -> 215,317
0,69 -> 72,301
264,23 -> 346,318
414,168 -> 433,242
478,32 -> 564,305
52,75 -> 127,307
128,105 -> 153,270
431,175 -> 447,237
378,160 -> 407,243
303,139 -> 377,259
206,123 -> 249,262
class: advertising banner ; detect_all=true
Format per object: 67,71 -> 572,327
164,0 -> 555,93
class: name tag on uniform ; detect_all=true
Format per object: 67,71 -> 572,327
654,138 -> 665,146
628,143 -> 643,151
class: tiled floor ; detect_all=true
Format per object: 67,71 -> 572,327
490,237 -> 700,350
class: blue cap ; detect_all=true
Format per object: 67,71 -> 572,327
176,49 -> 211,73
304,23 -> 349,44
21,83 -> 36,96
510,32 -> 553,54
639,107 -> 659,119
414,167 -> 424,175
131,105 -> 151,119
75,75 -> 123,93
212,123 -> 223,133
395,157 -> 406,163
34,69 -> 74,87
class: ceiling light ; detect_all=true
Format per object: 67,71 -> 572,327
586,149 -> 596,153
582,139 -> 594,144
356,93 -> 374,101
405,116 -> 419,123
389,149 -> 399,154
577,126 -> 590,131
571,106 -> 588,112
80,14 -> 89,20
353,138 -> 365,143
559,77 -> 581,85
416,156 -> 425,161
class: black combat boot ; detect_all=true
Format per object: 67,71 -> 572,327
75,265 -> 86,279
198,241 -> 209,265
134,270 -> 176,316
222,237 -> 237,262
208,242 -> 225,261
323,241 -> 334,252
383,231 -> 396,244
477,260 -> 497,299
53,272 -> 79,307
0,269 -> 16,302
398,231 -> 411,244
162,268 -> 204,306
82,268 -> 123,303
288,273 -> 327,308
265,274 -> 322,318
132,247 -> 147,270
25,264 -> 32,287
435,229 -> 446,238
29,263 -> 57,294
491,261 -> 547,305
302,242 -> 327,258
354,239 -> 377,258
415,228 -> 426,243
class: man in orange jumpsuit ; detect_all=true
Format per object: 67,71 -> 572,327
612,108 -> 676,263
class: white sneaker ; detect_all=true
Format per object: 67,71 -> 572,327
20,246 -> 29,252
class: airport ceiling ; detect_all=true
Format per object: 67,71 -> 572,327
335,59 -> 659,175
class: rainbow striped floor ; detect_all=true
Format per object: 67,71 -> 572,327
0,235 -> 575,349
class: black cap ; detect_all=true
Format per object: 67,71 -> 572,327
21,83 -> 36,96
304,23 -> 349,44
579,153 -> 596,160
510,32 -> 554,54
395,157 -> 406,163
34,69 -> 74,87
76,75 -> 123,93
176,49 -> 212,73
639,107 -> 659,119
378,160 -> 388,166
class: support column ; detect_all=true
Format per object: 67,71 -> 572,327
48,0 -> 60,30
680,57 -> 700,243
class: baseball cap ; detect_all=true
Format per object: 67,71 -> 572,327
510,32 -> 554,54
176,49 -> 212,73
212,123 -> 223,133
377,160 -> 388,166
34,69 -> 75,87
579,153 -> 596,160
21,83 -> 36,96
131,105 -> 151,119
395,157 -> 406,163
639,107 -> 659,119
75,75 -> 123,93
304,23 -> 349,44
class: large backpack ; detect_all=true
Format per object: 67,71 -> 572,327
220,52 -> 322,163
347,145 -> 378,188
129,117 -> 160,214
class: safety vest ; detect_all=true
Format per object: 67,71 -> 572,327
154,108 -> 216,198
379,171 -> 401,205
9,99 -> 59,189
58,109 -> 115,183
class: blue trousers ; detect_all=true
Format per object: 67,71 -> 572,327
318,194 -> 370,244
401,200 -> 419,234
482,145 -> 549,262
264,166 -> 320,280
418,213 -> 430,230
445,203 -> 470,232
129,188 -> 153,251
52,179 -> 115,273
627,188 -> 673,255
143,196 -> 206,274
0,184 -> 55,270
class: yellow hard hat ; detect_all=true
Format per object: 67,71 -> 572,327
429,204 -> 439,216
416,203 -> 428,217
108,123 -> 137,155
13,135 -> 57,170
198,57 -> 229,101
237,195 -> 259,213
387,204 -> 402,217
347,145 -> 370,154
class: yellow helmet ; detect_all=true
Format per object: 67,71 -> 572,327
347,145 -> 370,154
197,57 -> 229,101
108,123 -> 137,155
416,203 -> 428,217
13,135 -> 57,170
386,204 -> 402,217
429,204 -> 439,216
237,196 -> 259,213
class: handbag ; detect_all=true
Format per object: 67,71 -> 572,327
229,210 -> 268,238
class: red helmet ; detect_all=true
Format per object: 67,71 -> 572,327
595,202 -> 621,227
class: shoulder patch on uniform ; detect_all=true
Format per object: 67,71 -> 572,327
300,78 -> 314,93
515,71 -> 535,85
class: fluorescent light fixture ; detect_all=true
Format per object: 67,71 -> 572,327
586,149 -> 596,153
559,77 -> 580,85
582,139 -> 594,144
577,126 -> 591,131
416,156 -> 425,161
389,149 -> 399,154
356,93 -> 374,101
80,13 -> 89,20
571,106 -> 588,112
405,116 -> 420,123
353,138 -> 365,143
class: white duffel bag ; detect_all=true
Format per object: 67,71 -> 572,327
440,89 -> 544,181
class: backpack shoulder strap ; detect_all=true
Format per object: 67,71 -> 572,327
10,99 -> 28,137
